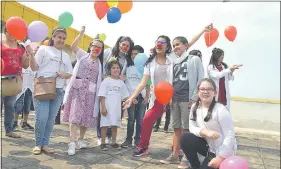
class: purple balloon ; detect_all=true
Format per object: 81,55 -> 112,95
220,156 -> 249,169
28,21 -> 48,42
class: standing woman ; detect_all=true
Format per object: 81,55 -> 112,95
1,27 -> 30,138
29,27 -> 73,155
63,26 -> 104,156
207,48 -> 241,110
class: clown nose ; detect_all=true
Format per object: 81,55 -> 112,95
122,46 -> 128,52
95,48 -> 100,53
156,43 -> 162,48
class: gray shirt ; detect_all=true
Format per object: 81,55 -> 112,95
173,56 -> 189,101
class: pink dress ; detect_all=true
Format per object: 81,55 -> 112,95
62,56 -> 99,128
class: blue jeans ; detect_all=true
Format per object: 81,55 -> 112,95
14,88 -> 33,115
2,96 -> 17,133
126,94 -> 146,145
34,88 -> 64,146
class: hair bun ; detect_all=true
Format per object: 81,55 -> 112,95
212,48 -> 217,53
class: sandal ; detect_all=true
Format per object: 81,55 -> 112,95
5,132 -> 21,138
33,146 -> 42,155
41,146 -> 55,154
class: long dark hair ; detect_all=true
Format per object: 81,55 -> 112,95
87,39 -> 104,73
191,78 -> 217,122
209,47 -> 228,69
111,36 -> 134,67
189,50 -> 202,60
49,27 -> 67,46
145,35 -> 172,66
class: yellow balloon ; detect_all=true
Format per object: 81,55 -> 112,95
107,0 -> 118,7
99,33 -> 106,42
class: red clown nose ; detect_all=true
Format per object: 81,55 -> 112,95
95,48 -> 100,53
156,43 -> 162,48
122,46 -> 128,52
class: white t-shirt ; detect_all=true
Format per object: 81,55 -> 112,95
22,67 -> 35,92
35,46 -> 73,88
125,65 -> 146,97
98,77 -> 129,127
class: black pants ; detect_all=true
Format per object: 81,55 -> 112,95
55,105 -> 62,124
180,132 -> 217,169
155,104 -> 171,130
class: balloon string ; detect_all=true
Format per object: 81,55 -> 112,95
22,6 -> 25,18
2,2 -> 6,21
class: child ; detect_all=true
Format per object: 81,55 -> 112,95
180,78 -> 237,169
98,59 -> 129,151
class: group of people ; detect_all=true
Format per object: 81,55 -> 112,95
1,22 -> 241,169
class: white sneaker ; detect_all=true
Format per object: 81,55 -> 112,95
107,137 -> 112,145
97,138 -> 102,146
68,142 -> 76,156
77,139 -> 87,149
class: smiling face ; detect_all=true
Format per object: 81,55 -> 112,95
90,40 -> 103,57
172,39 -> 189,56
155,37 -> 168,55
119,40 -> 130,54
52,31 -> 67,49
197,80 -> 217,103
110,63 -> 121,78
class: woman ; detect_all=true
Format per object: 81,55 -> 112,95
29,27 -> 73,155
207,48 -> 241,109
1,27 -> 29,138
63,26 -> 104,156
180,78 -> 237,169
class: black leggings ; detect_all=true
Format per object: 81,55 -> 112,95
180,132 -> 217,169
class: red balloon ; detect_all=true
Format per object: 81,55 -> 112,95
224,26 -> 237,42
6,16 -> 27,40
154,82 -> 174,105
94,1 -> 109,20
204,28 -> 219,47
1,59 -> 4,73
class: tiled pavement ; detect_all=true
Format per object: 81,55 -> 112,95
1,113 -> 280,169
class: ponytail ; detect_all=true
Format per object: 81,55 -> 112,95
204,97 -> 216,122
191,98 -> 201,121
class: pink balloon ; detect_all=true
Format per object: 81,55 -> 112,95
220,156 -> 249,169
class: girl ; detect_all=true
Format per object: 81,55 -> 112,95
207,48 -> 241,109
180,78 -> 237,169
1,27 -> 29,138
189,50 -> 202,61
29,27 -> 73,155
62,26 -> 104,156
98,59 -> 129,151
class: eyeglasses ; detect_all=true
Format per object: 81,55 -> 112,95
156,41 -> 167,45
199,88 -> 215,93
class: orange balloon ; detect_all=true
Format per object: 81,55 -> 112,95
94,1 -> 109,20
43,40 -> 49,46
117,0 -> 133,14
6,16 -> 28,40
1,59 -> 4,73
204,28 -> 219,47
224,26 -> 237,42
154,82 -> 174,105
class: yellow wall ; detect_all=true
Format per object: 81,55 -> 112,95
1,1 -> 110,50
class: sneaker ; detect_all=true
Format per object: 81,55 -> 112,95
111,143 -> 122,150
121,140 -> 132,148
178,156 -> 190,169
160,154 -> 180,164
153,128 -> 159,132
21,122 -> 34,130
107,137 -> 112,145
133,148 -> 149,157
68,142 -> 76,156
97,138 -> 102,146
164,129 -> 169,133
100,144 -> 108,151
12,121 -> 18,131
77,139 -> 87,149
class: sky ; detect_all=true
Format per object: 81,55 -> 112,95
19,1 -> 280,100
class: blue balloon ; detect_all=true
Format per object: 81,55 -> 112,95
134,53 -> 149,75
107,7 -> 122,24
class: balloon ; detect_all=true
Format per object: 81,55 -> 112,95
220,156 -> 249,169
204,28 -> 219,47
107,0 -> 118,7
99,33 -> 106,41
107,7 -> 122,24
94,1 -> 109,20
117,0 -> 133,14
6,16 -> 27,40
43,40 -> 49,46
224,26 -> 237,42
30,42 -> 39,50
1,59 -> 5,73
134,53 -> 149,75
58,12 -> 73,28
154,82 -> 174,104
27,21 -> 48,42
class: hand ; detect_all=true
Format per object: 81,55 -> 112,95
142,96 -> 149,104
188,100 -> 195,108
123,98 -> 133,110
204,23 -> 213,32
22,51 -> 30,62
230,65 -> 240,72
101,107 -> 108,116
25,45 -> 33,54
56,71 -> 67,79
208,156 -> 225,168
79,26 -> 85,36
120,75 -> 126,81
204,130 -> 220,140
